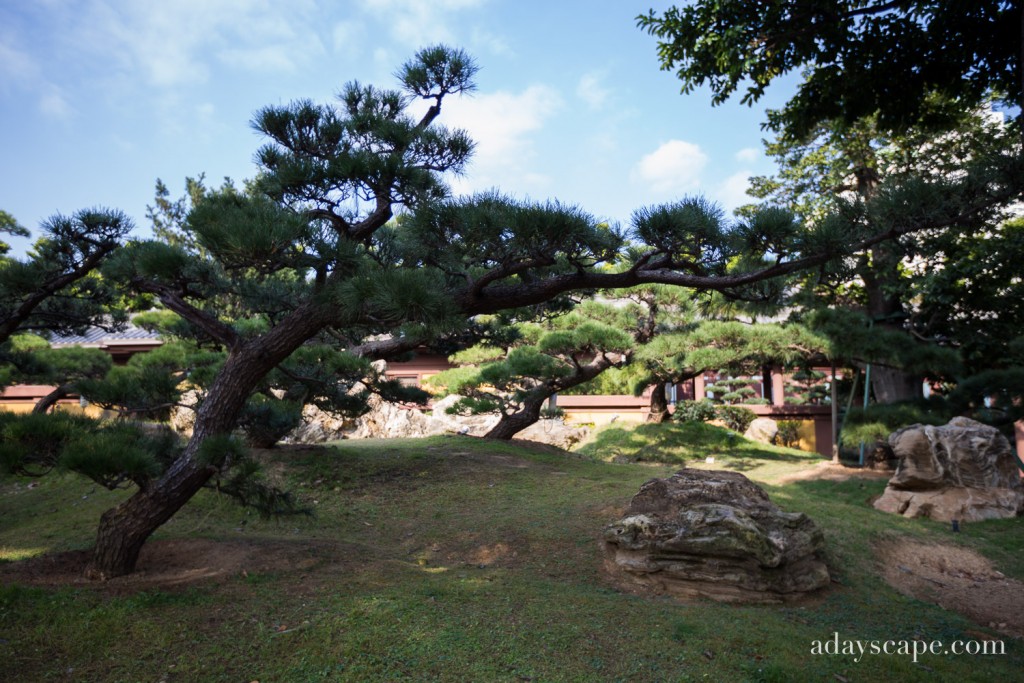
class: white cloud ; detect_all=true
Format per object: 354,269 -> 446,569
361,0 -> 487,45
437,84 -> 562,195
196,102 -> 216,120
373,48 -> 394,67
0,36 -> 38,85
470,27 -> 511,56
332,20 -> 364,55
38,86 -> 72,119
0,31 -> 72,119
714,171 -> 754,213
576,72 -> 610,110
62,0 -> 325,88
219,45 -> 301,73
632,140 -> 708,195
735,147 -> 760,163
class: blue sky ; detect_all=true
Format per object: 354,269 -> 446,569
1,1 -> 798,253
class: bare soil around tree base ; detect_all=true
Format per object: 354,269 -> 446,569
876,537 -> 1024,639
0,538 -> 340,595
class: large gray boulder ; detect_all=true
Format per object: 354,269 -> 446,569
873,417 -> 1024,522
602,469 -> 830,603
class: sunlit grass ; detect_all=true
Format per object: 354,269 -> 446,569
1,430 -> 1022,682
0,546 -> 47,562
574,420 -> 821,483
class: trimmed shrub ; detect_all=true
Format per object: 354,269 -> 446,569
840,400 -> 949,447
775,420 -> 801,448
673,399 -> 717,423
715,405 -> 757,433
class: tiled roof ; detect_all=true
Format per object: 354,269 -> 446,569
48,323 -> 162,346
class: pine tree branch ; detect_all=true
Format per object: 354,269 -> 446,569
305,207 -> 353,234
350,196 -> 393,240
458,158 -> 1024,314
0,241 -> 119,344
140,283 -> 241,352
348,335 -> 424,359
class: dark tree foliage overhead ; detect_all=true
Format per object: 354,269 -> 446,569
638,0 -> 1022,138
910,217 -> 1024,375
743,107 -> 1016,399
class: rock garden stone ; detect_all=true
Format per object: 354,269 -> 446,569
873,417 -> 1024,522
602,468 -> 830,603
743,417 -> 778,444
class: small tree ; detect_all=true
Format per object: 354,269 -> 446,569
785,368 -> 829,406
705,373 -> 758,405
428,319 -> 633,439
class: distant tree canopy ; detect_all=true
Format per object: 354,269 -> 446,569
742,107 -> 1014,400
641,1 -> 1024,408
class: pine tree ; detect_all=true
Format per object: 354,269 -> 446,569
0,209 -> 133,345
5,43 -> 1021,580
640,1 -> 1024,403
428,318 -> 633,439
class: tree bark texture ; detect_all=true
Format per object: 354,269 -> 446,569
646,381 -> 670,423
33,384 -> 69,414
85,304 -> 329,579
868,364 -> 921,404
861,243 -> 921,404
484,392 -> 549,440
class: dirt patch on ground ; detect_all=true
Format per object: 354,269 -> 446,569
776,461 -> 892,485
0,538 -> 341,594
876,537 -> 1024,638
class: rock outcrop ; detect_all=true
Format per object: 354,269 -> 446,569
743,417 -> 778,445
282,393 -> 591,450
873,417 -> 1024,522
602,469 -> 830,603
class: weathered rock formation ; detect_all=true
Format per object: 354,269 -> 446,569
282,394 -> 590,450
873,417 -> 1024,522
743,417 -> 778,445
602,469 -> 830,603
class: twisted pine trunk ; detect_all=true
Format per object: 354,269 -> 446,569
484,352 -> 627,441
484,391 -> 549,440
85,307 -> 327,579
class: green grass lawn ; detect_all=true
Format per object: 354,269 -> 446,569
1,426 -> 1022,682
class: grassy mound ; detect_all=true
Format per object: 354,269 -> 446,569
1,430 -> 1022,681
576,420 -> 819,479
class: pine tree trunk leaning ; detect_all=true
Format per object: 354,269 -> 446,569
485,391 -> 549,440
483,351 -> 628,441
85,306 -> 328,579
646,381 -> 671,423
33,384 -> 70,414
